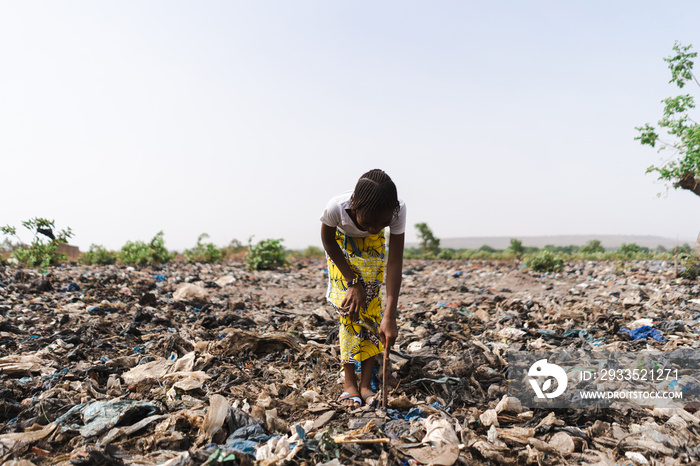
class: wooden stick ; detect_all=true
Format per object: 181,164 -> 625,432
333,437 -> 391,444
383,350 -> 389,409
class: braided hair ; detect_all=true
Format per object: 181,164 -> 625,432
350,169 -> 400,219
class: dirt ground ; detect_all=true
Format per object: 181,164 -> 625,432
1,258 -> 699,465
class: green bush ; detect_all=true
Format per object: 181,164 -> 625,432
679,253 -> 700,280
119,231 -> 172,266
80,244 -> 117,265
616,243 -> 652,260
1,218 -> 73,271
437,249 -> 455,260
506,238 -> 525,257
524,250 -> 564,273
543,244 -> 579,255
245,238 -> 288,271
184,233 -> 222,263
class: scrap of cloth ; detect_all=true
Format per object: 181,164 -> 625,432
326,228 -> 385,364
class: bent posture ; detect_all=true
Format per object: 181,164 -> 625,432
320,169 -> 405,407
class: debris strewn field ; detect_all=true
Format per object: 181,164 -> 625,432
1,259 -> 699,465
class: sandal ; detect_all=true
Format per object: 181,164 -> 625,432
361,391 -> 377,408
338,392 -> 362,407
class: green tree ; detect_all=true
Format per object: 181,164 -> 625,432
580,239 -> 606,255
507,238 -> 525,257
617,243 -> 650,259
636,41 -> 700,197
478,244 -> 497,253
415,223 -> 440,255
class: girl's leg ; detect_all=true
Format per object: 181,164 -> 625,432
341,362 -> 360,407
359,357 -> 376,403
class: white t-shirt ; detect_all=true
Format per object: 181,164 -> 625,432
320,191 -> 407,237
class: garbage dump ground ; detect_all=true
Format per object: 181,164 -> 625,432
1,259 -> 699,465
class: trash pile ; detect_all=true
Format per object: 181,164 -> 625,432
1,259 -> 699,465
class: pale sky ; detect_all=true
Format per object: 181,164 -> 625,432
2,1 -> 699,252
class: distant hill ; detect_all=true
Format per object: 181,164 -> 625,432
409,235 -> 695,251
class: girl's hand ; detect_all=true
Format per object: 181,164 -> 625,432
379,316 -> 398,350
341,283 -> 366,321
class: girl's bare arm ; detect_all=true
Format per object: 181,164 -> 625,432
381,232 -> 404,349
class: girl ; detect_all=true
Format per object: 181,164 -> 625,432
320,169 -> 406,407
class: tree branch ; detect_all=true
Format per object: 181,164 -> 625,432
676,174 -> 700,197
692,70 -> 700,88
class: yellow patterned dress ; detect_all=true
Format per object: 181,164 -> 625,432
326,228 -> 385,364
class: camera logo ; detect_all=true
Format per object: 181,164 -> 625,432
528,359 -> 567,399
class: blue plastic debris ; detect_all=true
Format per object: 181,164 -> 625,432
154,274 -> 165,281
67,282 -> 81,292
371,366 -> 380,392
404,407 -> 427,420
669,378 -> 700,395
561,329 -> 607,344
17,377 -> 33,386
225,424 -> 272,456
386,407 -> 427,421
452,270 -> 462,278
619,325 -> 667,342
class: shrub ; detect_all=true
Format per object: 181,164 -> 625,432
679,253 -> 700,280
437,249 -> 455,260
119,231 -> 172,266
579,239 -> 606,255
1,218 -> 73,271
184,233 -> 222,263
524,250 -> 564,273
80,244 -> 117,265
245,238 -> 288,271
507,238 -> 525,257
616,243 -> 652,260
